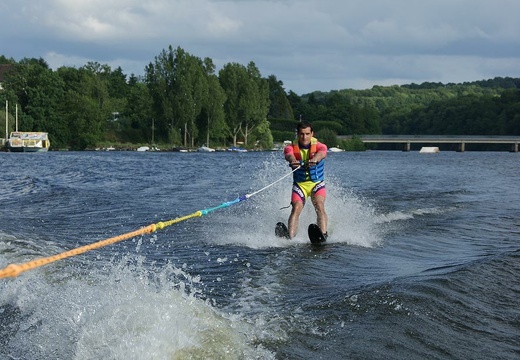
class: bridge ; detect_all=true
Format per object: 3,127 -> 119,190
337,135 -> 520,152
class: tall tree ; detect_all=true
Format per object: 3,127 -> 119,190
172,47 -> 207,147
123,75 -> 153,143
145,46 -> 207,147
56,66 -> 106,149
219,62 -> 270,146
267,74 -> 294,120
219,62 -> 247,146
199,57 -> 228,147
242,61 -> 270,145
144,56 -> 172,144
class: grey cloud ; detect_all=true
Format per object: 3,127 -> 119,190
1,0 -> 519,94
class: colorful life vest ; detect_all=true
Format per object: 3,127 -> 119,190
292,137 -> 325,183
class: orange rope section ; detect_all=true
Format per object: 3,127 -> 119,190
0,167 -> 297,279
0,210 -> 204,279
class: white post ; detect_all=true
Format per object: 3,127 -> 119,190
151,118 -> 154,145
15,103 -> 18,132
5,100 -> 8,141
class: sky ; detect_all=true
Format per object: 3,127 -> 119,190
1,0 -> 520,95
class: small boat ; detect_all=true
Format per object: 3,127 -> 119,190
7,132 -> 50,152
227,146 -> 247,153
420,147 -> 440,153
173,147 -> 189,152
197,146 -> 215,152
136,146 -> 150,152
328,147 -> 344,152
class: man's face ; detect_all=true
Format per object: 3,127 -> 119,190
297,127 -> 313,146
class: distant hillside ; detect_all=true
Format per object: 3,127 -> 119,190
274,77 -> 520,141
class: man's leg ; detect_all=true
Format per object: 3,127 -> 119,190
311,194 -> 328,235
288,201 -> 304,239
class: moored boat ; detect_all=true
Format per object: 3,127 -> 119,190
7,132 -> 50,152
420,146 -> 440,153
197,146 -> 215,152
227,146 -> 247,152
328,147 -> 344,152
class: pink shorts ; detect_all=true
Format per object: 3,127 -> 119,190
291,181 -> 326,204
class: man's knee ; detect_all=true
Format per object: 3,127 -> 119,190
291,201 -> 304,213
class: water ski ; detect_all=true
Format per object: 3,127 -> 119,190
308,224 -> 327,245
275,222 -> 290,239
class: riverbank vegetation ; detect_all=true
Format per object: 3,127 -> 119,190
1,49 -> 519,151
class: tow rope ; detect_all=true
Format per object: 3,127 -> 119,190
0,166 -> 299,279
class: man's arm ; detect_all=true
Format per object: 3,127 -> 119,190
309,143 -> 327,166
284,146 -> 300,168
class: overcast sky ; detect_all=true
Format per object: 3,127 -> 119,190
1,0 -> 519,94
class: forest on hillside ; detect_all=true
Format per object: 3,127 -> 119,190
1,49 -> 519,151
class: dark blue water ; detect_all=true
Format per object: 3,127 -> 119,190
1,150 -> 519,359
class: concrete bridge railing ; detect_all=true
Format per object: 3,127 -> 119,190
337,135 -> 520,152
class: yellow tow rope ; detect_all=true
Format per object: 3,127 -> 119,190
0,211 -> 203,279
0,166 -> 299,279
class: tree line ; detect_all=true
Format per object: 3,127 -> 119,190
1,50 -> 519,151
0,47 -> 275,150
270,78 -> 520,146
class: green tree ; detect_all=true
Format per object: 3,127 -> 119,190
57,65 -> 109,148
219,62 -> 248,146
4,58 -> 67,148
249,118 -> 273,149
219,62 -> 271,146
60,89 -> 103,150
499,89 -> 520,134
242,61 -> 270,146
199,57 -> 228,147
0,55 -> 16,64
145,46 -> 208,147
122,75 -> 153,143
144,56 -> 172,144
267,75 -> 294,120
56,65 -> 113,148
172,47 -> 207,147
316,128 -> 338,148
341,136 -> 366,151
287,90 -> 304,119
107,66 -> 128,99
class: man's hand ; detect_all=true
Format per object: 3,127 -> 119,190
290,161 -> 300,169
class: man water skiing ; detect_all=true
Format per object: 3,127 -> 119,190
281,121 -> 328,240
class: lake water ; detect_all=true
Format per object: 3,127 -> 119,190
1,150 -> 519,359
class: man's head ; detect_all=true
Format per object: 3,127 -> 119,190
296,121 -> 314,147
